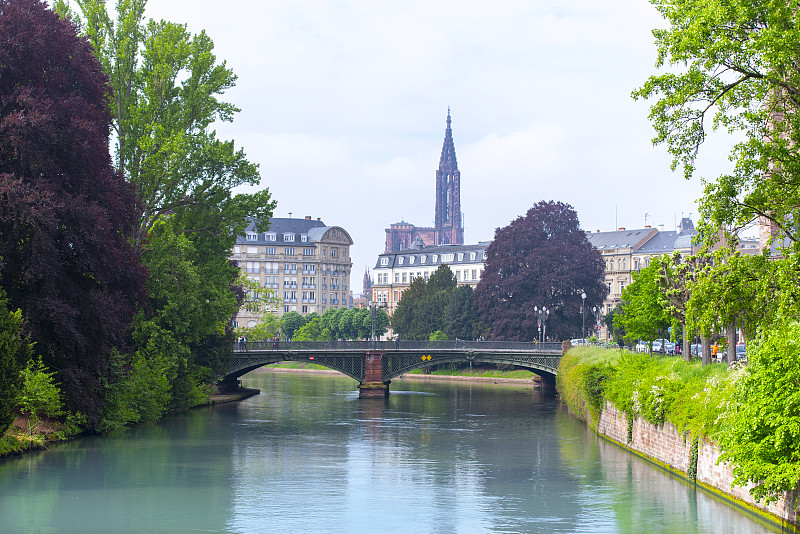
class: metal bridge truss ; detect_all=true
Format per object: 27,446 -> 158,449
227,340 -> 563,383
381,350 -> 560,380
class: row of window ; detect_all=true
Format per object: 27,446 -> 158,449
245,232 -> 309,243
375,268 -> 483,285
242,262 -> 346,276
604,257 -> 651,272
234,246 -> 348,259
379,250 -> 485,267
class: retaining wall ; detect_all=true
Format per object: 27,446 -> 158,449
596,401 -> 799,529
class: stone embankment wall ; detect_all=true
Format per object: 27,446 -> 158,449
596,401 -> 799,529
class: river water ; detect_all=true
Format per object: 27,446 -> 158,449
0,371 -> 782,533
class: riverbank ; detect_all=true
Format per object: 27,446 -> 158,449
557,347 -> 800,531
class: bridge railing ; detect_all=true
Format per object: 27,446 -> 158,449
233,340 -> 564,353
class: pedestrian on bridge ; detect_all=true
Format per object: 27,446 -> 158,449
273,335 -> 279,350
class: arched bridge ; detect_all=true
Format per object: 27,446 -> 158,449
224,340 -> 566,397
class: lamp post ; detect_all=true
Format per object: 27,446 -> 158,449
534,305 -> 549,343
581,292 -> 586,340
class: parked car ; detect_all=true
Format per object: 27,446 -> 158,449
735,344 -> 747,360
635,341 -> 649,353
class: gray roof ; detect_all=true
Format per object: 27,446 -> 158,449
585,228 -> 655,250
236,217 -> 326,245
375,242 -> 490,269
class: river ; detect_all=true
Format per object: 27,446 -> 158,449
0,371 -> 782,533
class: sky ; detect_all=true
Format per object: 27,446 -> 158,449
139,0 -> 736,294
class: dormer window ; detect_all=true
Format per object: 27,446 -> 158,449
457,253 -> 464,262
398,257 -> 404,265
246,233 -> 257,241
421,255 -> 426,264
470,252 -> 476,261
432,254 -> 438,263
380,257 -> 389,266
409,256 -> 415,265
300,234 -> 308,242
284,233 -> 295,242
265,232 -> 276,241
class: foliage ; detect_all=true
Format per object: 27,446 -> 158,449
475,201 -> 607,341
633,0 -> 800,249
392,265 -> 466,340
280,311 -> 307,339
442,285 -> 479,340
716,319 -> 800,504
560,347 -> 733,440
428,330 -> 448,341
0,0 -> 146,425
18,358 -> 65,436
614,262 -> 671,346
0,289 -> 33,435
98,350 -> 170,431
238,314 -> 280,341
292,318 -> 331,342
57,0 -> 276,252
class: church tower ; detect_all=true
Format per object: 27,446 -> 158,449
434,109 -> 464,246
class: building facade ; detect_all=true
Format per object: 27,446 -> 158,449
586,218 -> 759,339
231,216 -> 353,328
372,241 -> 489,316
384,110 -> 464,253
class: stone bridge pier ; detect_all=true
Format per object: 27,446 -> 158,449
358,351 -> 389,398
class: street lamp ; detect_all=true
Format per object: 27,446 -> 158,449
534,305 -> 549,343
581,292 -> 587,340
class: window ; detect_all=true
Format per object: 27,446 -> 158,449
398,257 -> 404,265
284,247 -> 295,255
472,269 -> 477,280
234,246 -> 240,254
482,251 -> 487,260
409,256 -> 415,265
284,233 -> 295,242
246,261 -> 259,274
247,246 -> 257,254
246,233 -> 257,241
322,247 -> 327,257
395,273 -> 400,283
463,270 -> 469,280
633,259 -> 639,270
331,247 -> 338,258
420,255 -> 426,264
432,254 -> 438,263
380,257 -> 389,266
456,271 -> 461,281
619,281 -> 625,293
402,273 -> 407,283
470,252 -> 476,261
266,232 -> 276,241
458,253 -> 464,262
394,290 -> 399,301
442,253 -> 454,262
303,248 -> 314,256
300,234 -> 307,242
265,247 -> 276,255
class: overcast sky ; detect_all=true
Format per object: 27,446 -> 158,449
140,0 -> 735,293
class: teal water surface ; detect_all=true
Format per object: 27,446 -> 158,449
0,372 -> 782,533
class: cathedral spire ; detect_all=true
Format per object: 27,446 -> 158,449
439,108 -> 458,170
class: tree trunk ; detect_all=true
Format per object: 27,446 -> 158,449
727,319 -> 737,365
701,333 -> 711,366
682,322 -> 691,362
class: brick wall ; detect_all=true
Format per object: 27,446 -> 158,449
596,402 -> 799,527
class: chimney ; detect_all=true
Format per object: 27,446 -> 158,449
618,227 -> 626,231
305,216 -> 311,220
645,225 -> 651,229
596,230 -> 600,233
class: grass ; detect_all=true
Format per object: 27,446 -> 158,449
407,365 -> 538,379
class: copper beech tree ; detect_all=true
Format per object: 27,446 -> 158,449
475,201 -> 607,341
0,0 -> 145,425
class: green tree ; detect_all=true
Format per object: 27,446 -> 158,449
429,330 -> 448,341
0,290 -> 33,435
633,0 -> 800,248
392,265 -> 459,340
292,318 -> 331,342
280,311 -> 307,340
717,318 -> 800,504
443,285 -> 479,340
614,262 -> 671,349
18,358 -> 64,436
239,314 -> 280,341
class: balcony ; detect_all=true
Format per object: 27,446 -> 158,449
330,298 -> 339,304
302,283 -> 316,289
264,283 -> 279,289
301,298 -> 315,304
302,269 -> 316,275
265,268 -> 279,274
283,297 -> 297,303
283,283 -> 298,289
284,269 -> 298,275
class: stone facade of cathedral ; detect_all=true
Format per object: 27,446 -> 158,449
384,110 -> 464,253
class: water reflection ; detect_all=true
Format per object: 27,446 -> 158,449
0,372 -> 783,533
